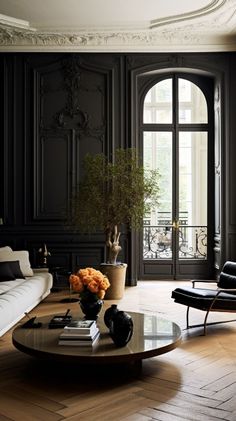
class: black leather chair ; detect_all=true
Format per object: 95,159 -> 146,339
171,261 -> 236,335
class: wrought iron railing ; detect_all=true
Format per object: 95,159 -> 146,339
143,225 -> 207,260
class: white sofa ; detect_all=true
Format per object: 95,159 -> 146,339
0,247 -> 53,336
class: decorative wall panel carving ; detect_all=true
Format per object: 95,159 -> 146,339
32,55 -> 110,222
0,53 -> 119,272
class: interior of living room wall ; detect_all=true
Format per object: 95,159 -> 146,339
1,52 -> 236,284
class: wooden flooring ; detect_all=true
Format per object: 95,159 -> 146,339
1,281 -> 236,420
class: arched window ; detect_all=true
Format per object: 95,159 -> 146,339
140,74 -> 214,279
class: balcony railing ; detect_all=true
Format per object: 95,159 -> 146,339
143,225 -> 207,260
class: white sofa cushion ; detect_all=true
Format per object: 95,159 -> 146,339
0,271 -> 53,336
0,250 -> 34,277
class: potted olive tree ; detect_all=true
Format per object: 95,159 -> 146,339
68,148 -> 159,299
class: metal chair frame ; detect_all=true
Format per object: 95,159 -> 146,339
185,280 -> 236,335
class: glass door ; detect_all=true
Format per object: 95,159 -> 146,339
141,75 -> 213,279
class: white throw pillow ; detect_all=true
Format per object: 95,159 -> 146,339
0,250 -> 34,277
0,246 -> 13,252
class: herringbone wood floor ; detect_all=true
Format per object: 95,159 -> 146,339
1,281 -> 236,421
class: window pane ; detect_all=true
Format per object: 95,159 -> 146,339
178,132 -> 208,260
143,79 -> 172,124
143,132 -> 172,260
178,79 -> 207,124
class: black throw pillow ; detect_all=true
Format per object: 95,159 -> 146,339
0,262 -> 16,282
7,261 -> 25,279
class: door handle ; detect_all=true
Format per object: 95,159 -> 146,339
172,219 -> 179,229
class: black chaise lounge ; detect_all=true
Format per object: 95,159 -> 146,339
171,261 -> 236,335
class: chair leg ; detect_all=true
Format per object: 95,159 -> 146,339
203,308 -> 211,335
186,306 -> 190,329
203,294 -> 220,335
186,306 -> 208,335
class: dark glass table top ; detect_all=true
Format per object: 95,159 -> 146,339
12,311 -> 181,364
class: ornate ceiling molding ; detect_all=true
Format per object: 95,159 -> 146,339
0,13 -> 33,30
150,0 -> 226,29
0,0 -> 235,52
0,28 -> 233,52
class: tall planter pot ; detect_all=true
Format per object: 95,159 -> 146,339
100,263 -> 127,300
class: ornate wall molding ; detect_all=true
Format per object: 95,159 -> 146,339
0,0 -> 236,51
0,27 -> 235,52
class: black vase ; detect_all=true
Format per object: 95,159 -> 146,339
79,298 -> 103,320
104,304 -> 119,329
109,311 -> 133,347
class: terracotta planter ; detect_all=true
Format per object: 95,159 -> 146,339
100,263 -> 127,300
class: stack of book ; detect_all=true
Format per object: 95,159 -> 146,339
58,319 -> 100,347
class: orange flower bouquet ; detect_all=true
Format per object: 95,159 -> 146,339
69,267 -> 110,301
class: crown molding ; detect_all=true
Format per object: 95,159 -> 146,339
1,27 -> 235,53
0,0 -> 235,52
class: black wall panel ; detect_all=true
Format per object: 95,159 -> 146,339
0,53 -> 123,278
1,52 -> 236,283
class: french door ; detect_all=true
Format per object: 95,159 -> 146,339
140,74 -> 214,279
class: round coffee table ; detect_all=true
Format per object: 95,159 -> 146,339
12,311 -> 181,365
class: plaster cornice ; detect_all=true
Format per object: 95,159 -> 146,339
0,0 -> 235,52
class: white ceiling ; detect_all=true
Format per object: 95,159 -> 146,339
0,0 -> 212,31
0,0 -> 236,52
